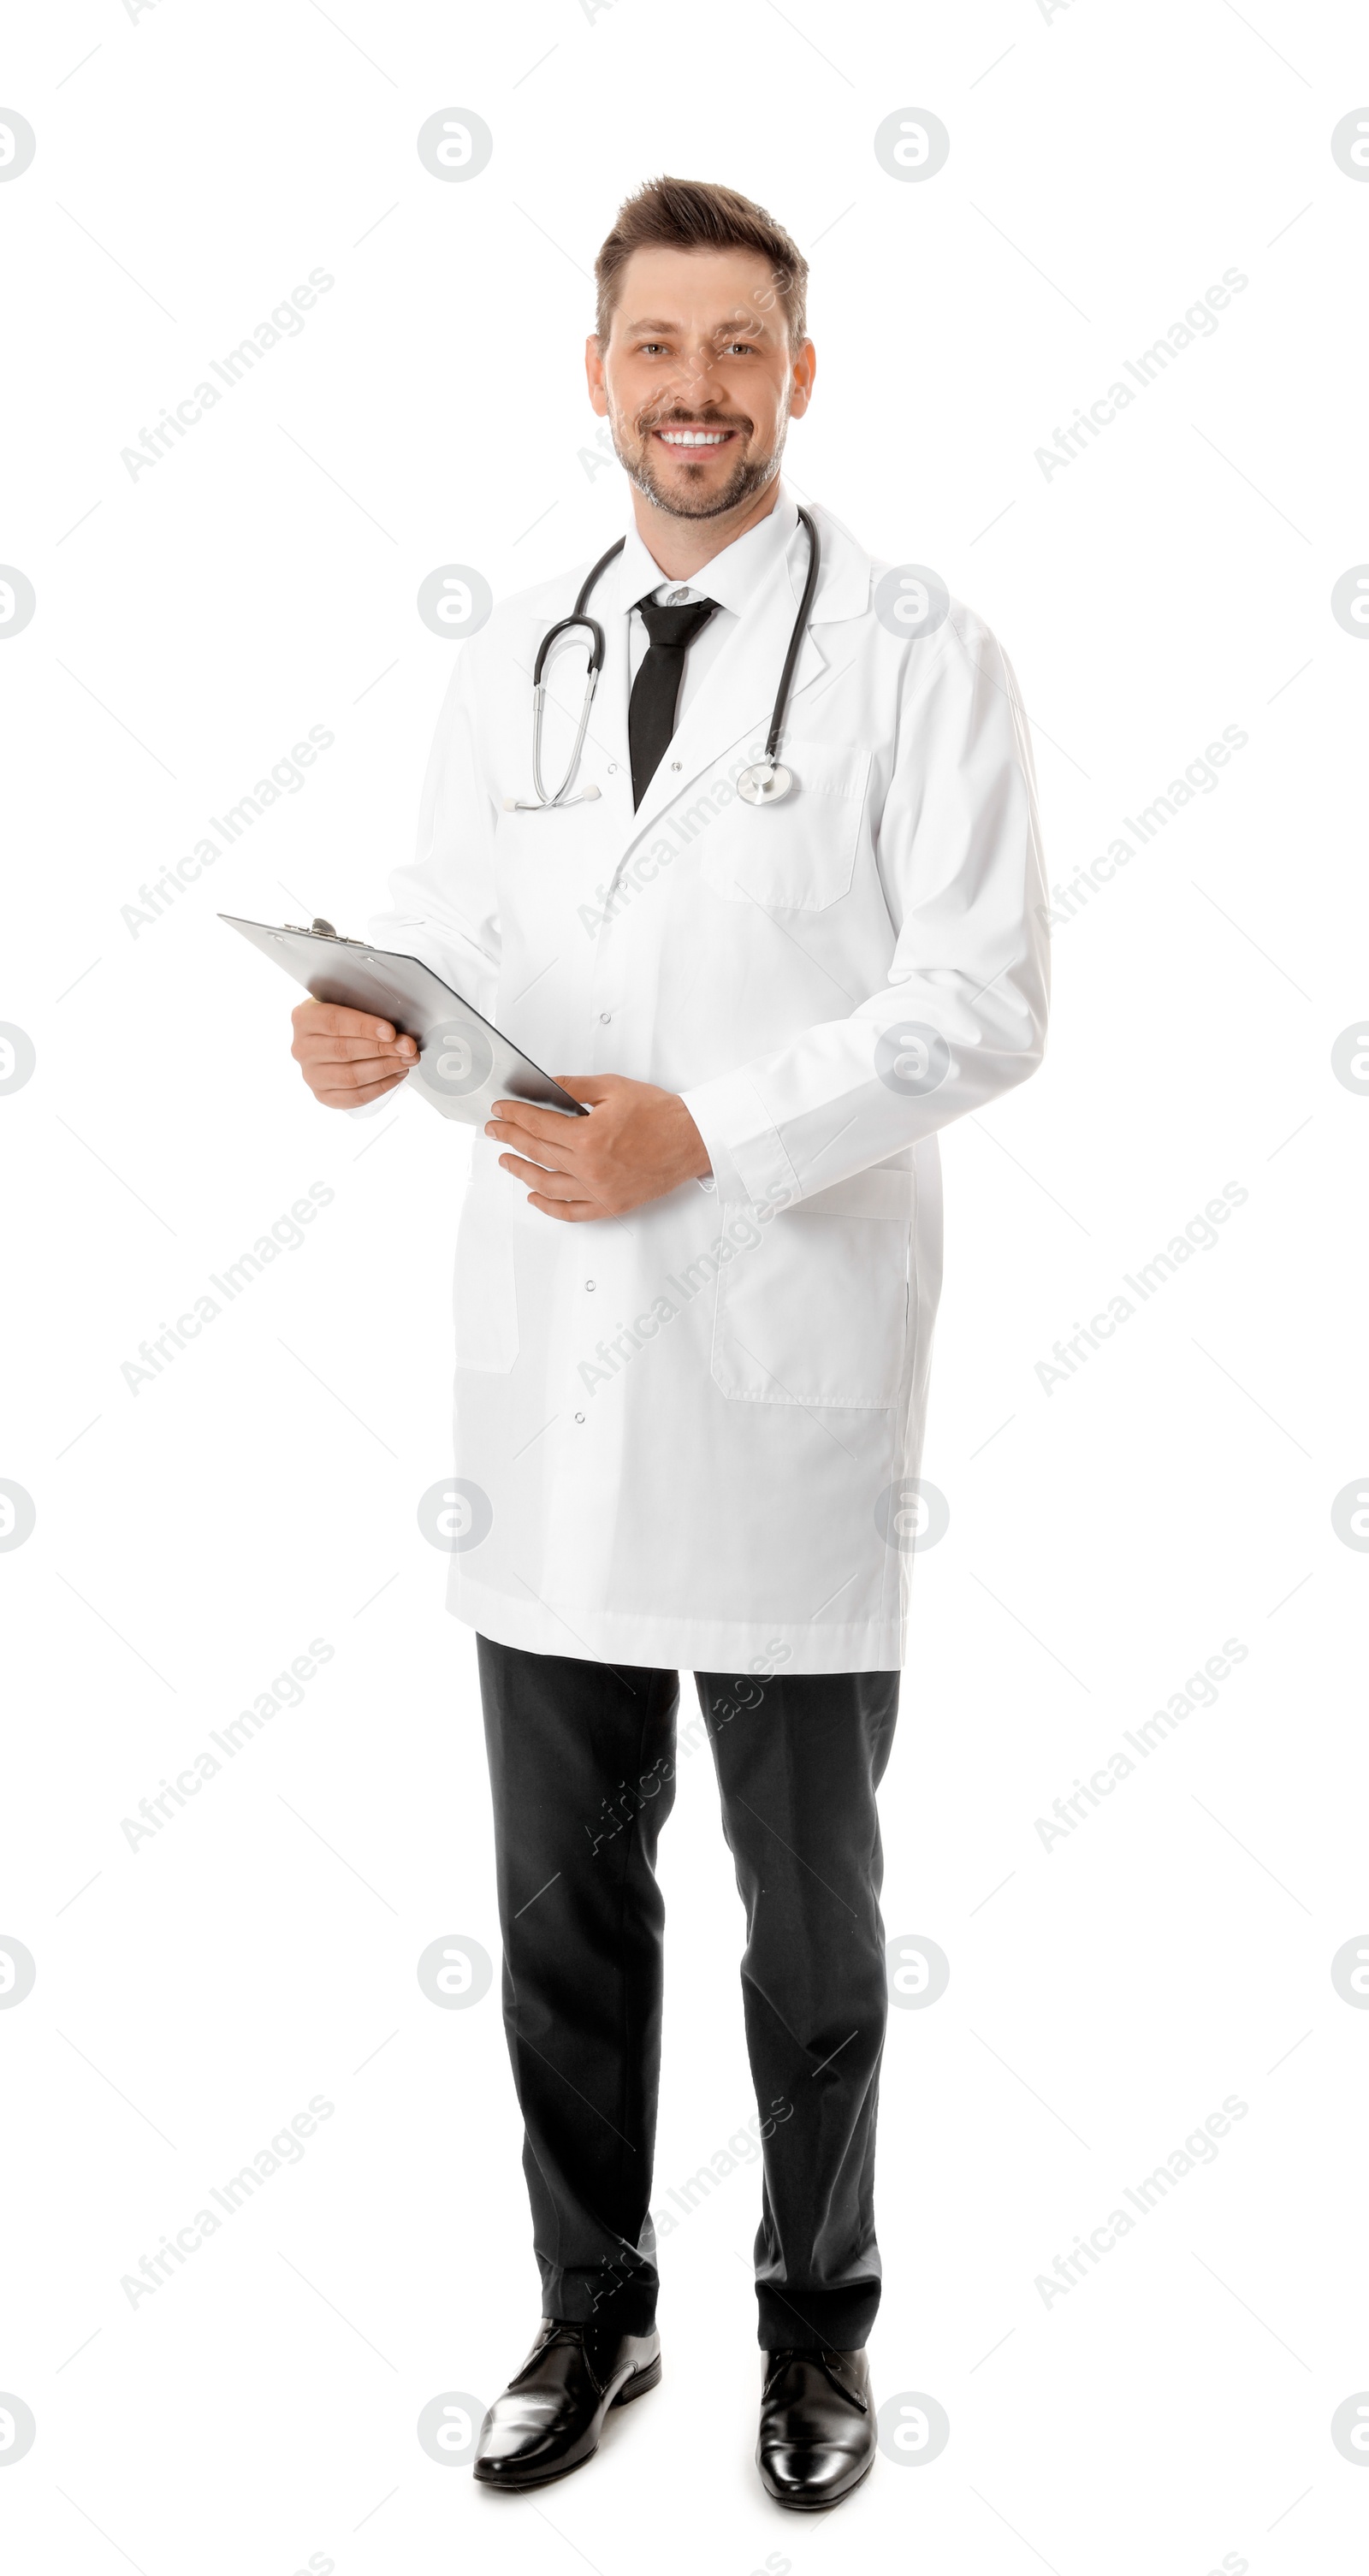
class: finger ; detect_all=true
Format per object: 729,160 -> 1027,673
314,1069 -> 409,1107
302,1055 -> 410,1091
548,1075 -> 616,1106
295,1028 -> 416,1065
305,1057 -> 411,1097
525,1192 -> 601,1222
497,1153 -> 590,1199
293,1002 -> 400,1041
486,1114 -> 576,1166
488,1096 -> 595,1145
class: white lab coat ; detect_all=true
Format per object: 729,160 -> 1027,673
370,487 -> 1048,1675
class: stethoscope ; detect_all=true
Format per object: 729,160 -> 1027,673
504,504 -> 821,813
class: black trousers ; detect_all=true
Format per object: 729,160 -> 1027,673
476,1637 -> 899,2351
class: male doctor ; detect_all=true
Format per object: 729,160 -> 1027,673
292,176 -> 1048,2510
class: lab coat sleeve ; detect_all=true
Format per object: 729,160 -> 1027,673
679,606 -> 1050,1208
364,639 -> 501,1022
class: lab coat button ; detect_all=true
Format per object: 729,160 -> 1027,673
575,1412 -> 585,1424
584,1280 -> 596,1292
600,1010 -> 611,1024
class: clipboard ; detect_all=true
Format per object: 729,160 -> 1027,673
219,913 -> 589,1122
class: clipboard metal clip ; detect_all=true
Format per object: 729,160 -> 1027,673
282,917 -> 366,945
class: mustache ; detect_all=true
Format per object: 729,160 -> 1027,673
637,408 -> 752,435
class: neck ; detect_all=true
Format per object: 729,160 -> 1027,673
629,475 -> 781,582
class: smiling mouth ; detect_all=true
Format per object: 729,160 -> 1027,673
651,425 -> 740,453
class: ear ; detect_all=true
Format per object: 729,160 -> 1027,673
585,335 -> 608,417
787,337 -> 817,420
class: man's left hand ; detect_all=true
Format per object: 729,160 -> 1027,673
486,1075 -> 712,1220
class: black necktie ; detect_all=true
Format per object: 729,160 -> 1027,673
628,594 -> 718,809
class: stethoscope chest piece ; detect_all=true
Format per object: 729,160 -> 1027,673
736,760 -> 793,806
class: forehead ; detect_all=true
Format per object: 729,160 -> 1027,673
611,242 -> 786,337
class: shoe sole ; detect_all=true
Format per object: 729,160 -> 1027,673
472,2354 -> 662,2492
612,2354 -> 662,2404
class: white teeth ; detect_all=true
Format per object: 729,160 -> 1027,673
659,430 -> 726,446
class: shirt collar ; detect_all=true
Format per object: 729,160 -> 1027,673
611,482 -> 801,619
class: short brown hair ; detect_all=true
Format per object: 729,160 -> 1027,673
595,175 -> 809,347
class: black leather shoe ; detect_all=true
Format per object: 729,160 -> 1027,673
757,2345 -> 876,2509
472,2318 -> 661,2490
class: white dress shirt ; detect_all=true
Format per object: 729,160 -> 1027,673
619,489 -> 802,725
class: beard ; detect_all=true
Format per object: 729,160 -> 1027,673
609,410 -> 785,520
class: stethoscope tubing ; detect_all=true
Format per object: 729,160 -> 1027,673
762,505 -> 821,765
521,506 -> 819,809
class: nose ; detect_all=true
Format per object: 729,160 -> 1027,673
669,349 -> 732,405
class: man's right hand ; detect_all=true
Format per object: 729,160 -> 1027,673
290,1000 -> 418,1107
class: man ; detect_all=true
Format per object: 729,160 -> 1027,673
291,175 -> 1048,2510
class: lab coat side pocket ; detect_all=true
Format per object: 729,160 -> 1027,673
709,1175 -> 913,1410
453,1179 -> 519,1373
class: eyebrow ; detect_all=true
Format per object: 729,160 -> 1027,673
620,315 -> 773,336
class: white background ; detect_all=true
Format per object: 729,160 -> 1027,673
3,2 -> 1367,2570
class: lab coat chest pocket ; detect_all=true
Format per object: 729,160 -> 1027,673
710,1171 -> 914,1410
702,741 -> 870,911
453,1175 -> 519,1372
